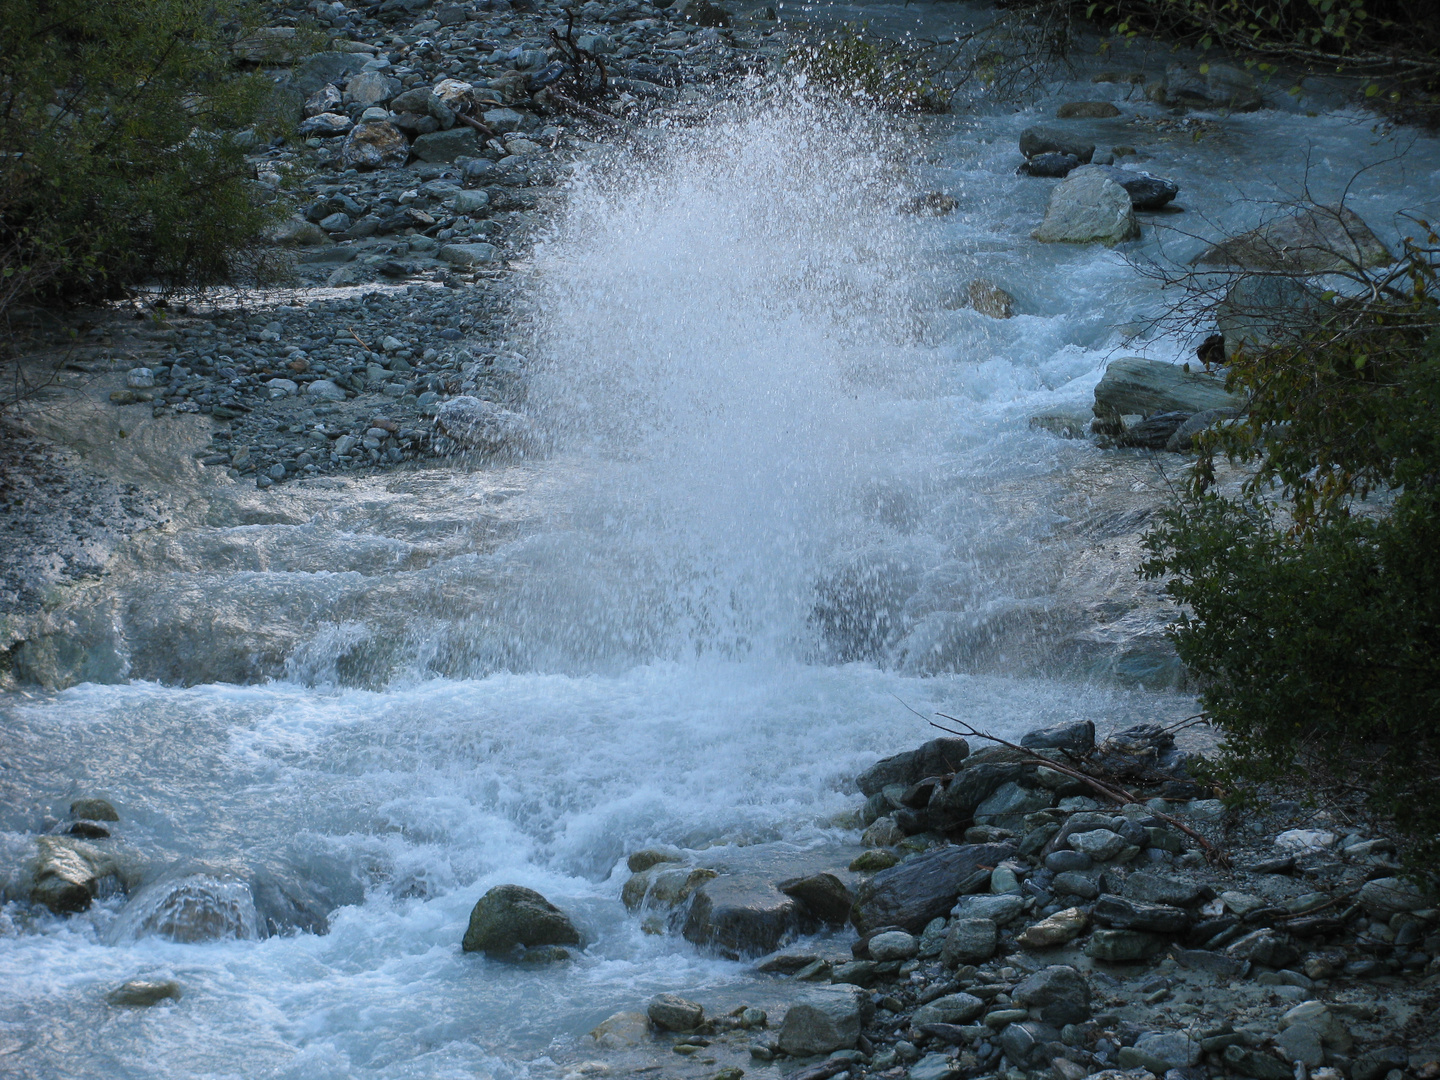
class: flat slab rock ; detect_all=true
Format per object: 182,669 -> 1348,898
851,843 -> 1016,934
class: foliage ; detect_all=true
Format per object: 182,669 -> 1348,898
0,0 -> 290,320
788,27 -> 946,112
1142,233 -> 1440,873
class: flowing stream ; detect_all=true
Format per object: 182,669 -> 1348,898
3,6 -> 1439,1076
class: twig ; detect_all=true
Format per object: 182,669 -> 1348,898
453,112 -> 497,138
348,327 -> 371,351
929,714 -> 1231,868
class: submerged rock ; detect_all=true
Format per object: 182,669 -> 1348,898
1057,101 -> 1121,118
70,798 -> 119,823
591,1010 -> 650,1048
432,396 -> 530,454
113,875 -> 261,943
683,874 -> 807,958
462,884 -> 581,957
106,979 -> 182,1007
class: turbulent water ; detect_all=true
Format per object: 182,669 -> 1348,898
4,15 -> 1440,1077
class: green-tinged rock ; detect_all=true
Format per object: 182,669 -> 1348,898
849,849 -> 899,872
1083,929 -> 1163,962
461,884 -> 581,956
106,979 -> 181,1007
70,798 -> 119,822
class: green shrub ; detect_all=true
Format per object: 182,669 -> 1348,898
788,27 -> 945,112
1141,236 -> 1440,873
0,0 -> 289,316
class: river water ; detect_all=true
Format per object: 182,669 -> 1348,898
3,4 -> 1438,1076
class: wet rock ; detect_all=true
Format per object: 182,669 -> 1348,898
628,849 -> 683,873
438,243 -> 499,266
1020,720 -> 1095,754
591,1010 -> 651,1048
903,192 -> 959,216
850,849 -> 899,872
70,798 -> 119,822
867,929 -> 919,961
1013,964 -> 1091,1024
1094,358 -> 1245,421
31,836 -> 118,914
1194,204 -> 1391,274
942,917 -> 998,965
433,396 -> 529,453
1068,164 -> 1178,210
683,875 -> 805,958
1032,173 -> 1139,245
623,864 -> 716,911
851,842 -> 1014,934
106,979 -> 181,1007
974,781 -> 1053,821
856,737 -> 970,795
340,121 -> 408,170
461,884 -> 581,956
1020,126 -> 1096,163
1084,929 -> 1164,962
1093,894 -> 1190,934
1057,101 -> 1122,118
911,992 -> 985,1026
778,873 -> 854,924
861,816 -> 905,847
1052,872 -> 1100,899
777,986 -> 871,1055
649,993 -> 705,1032
115,875 -> 260,943
1017,906 -> 1089,948
1019,152 -> 1080,178
1162,62 -> 1265,111
965,279 -> 1015,318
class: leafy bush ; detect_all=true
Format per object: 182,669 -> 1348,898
1142,233 -> 1440,872
0,0 -> 289,318
788,27 -> 945,112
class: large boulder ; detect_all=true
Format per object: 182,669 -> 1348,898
461,884 -> 582,956
1093,358 -> 1245,422
778,873 -> 854,924
112,874 -> 261,943
1019,126 -> 1095,164
682,875 -> 807,958
856,737 -> 970,795
1194,204 -> 1392,274
1032,173 -> 1139,245
1161,62 -> 1264,112
777,986 -> 872,1055
1068,164 -> 1178,210
1215,274 -> 1326,360
851,842 -> 1015,933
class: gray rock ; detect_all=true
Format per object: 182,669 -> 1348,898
318,212 -> 351,233
1275,1025 -> 1324,1068
1032,173 -> 1139,245
911,992 -> 985,1027
1068,829 -> 1125,861
340,121 -> 408,170
1137,1032 -> 1201,1068
851,842 -> 1014,933
298,112 -> 354,138
1223,1045 -> 1294,1080
1092,894 -> 1191,933
1052,871 -> 1100,899
951,892 -> 1026,924
1165,407 -> 1241,452
683,875 -> 805,958
438,243 -> 499,266
928,763 -> 1025,827
1083,929 -> 1164,962
867,929 -> 919,961
1020,126 -> 1096,163
1019,152 -> 1080,178
1357,876 -> 1430,915
1170,946 -> 1250,978
778,873 -> 854,924
1214,274 -> 1324,362
71,798 -> 119,822
1351,1047 -> 1410,1080
461,884 -> 581,956
1016,906 -> 1089,948
1163,62 -> 1265,112
1044,850 -> 1093,873
1094,358 -> 1245,421
482,107 -> 527,132
998,1020 -> 1062,1066
305,379 -> 347,402
303,83 -> 342,117
856,737 -> 970,795
941,917 -> 997,965
908,1052 -> 958,1080
777,986 -> 871,1055
106,979 -> 181,1007
1013,965 -> 1091,1025
1068,164 -> 1178,210
974,781 -> 1052,820
451,190 -> 491,215
1194,204 -> 1392,274
411,128 -> 481,163
1225,929 -> 1299,968
1123,871 -> 1201,907
344,70 -> 399,107
1020,721 -> 1095,754
590,1010 -> 650,1048
648,992 -> 704,1032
